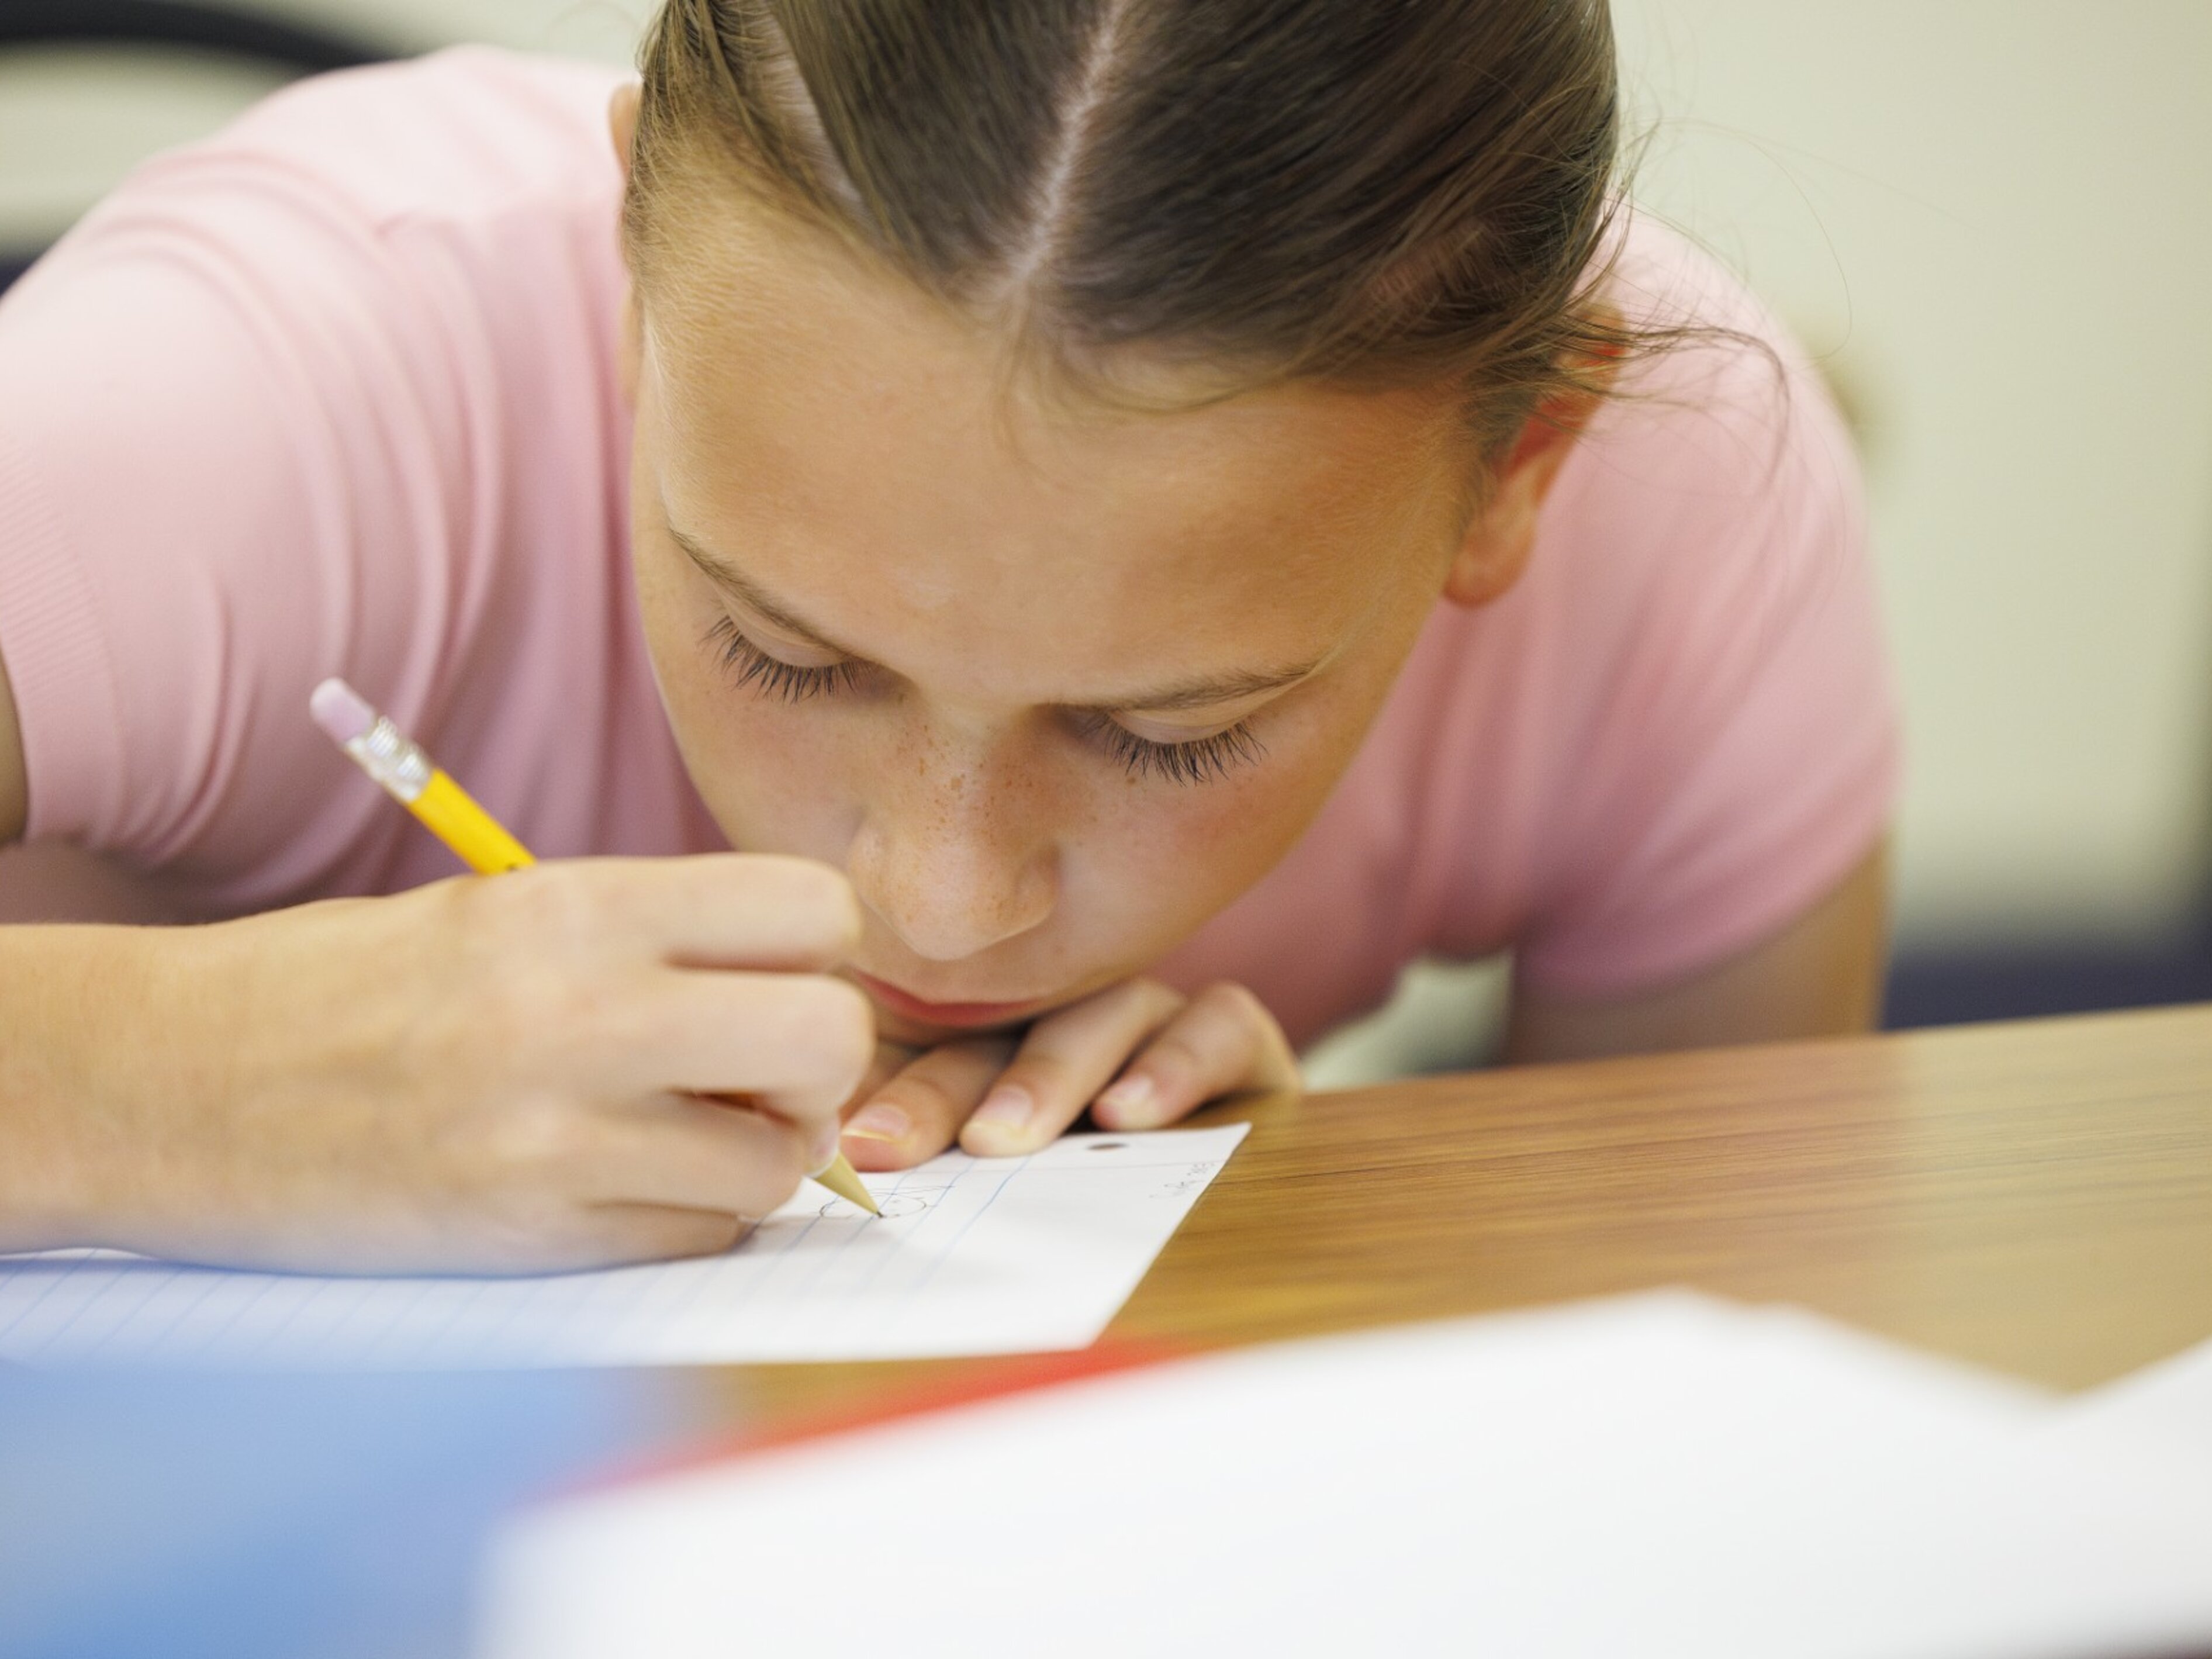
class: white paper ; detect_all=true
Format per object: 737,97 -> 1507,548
480,1291 -> 2212,1659
0,1126 -> 1246,1370
2052,1329 -> 2212,1468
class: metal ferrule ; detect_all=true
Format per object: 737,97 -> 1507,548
342,716 -> 433,803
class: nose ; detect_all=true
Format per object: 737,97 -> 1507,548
845,738 -> 1059,962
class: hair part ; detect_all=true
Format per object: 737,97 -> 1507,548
628,0 -> 1660,457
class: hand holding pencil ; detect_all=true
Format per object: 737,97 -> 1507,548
5,676 -> 890,1274
311,678 -> 883,1224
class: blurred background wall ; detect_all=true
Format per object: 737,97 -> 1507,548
4,1 -> 2211,1073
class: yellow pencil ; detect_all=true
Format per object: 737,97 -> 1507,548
310,677 -> 880,1218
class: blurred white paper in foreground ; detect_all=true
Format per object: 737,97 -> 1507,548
480,1290 -> 2212,1659
2053,1329 -> 2212,1467
0,1127 -> 1246,1369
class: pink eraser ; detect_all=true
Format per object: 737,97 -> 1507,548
309,677 -> 378,745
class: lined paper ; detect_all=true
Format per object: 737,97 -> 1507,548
0,1126 -> 1246,1370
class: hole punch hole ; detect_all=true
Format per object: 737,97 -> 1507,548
1088,1142 -> 1128,1152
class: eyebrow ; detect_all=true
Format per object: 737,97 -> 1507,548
672,526 -> 1325,713
672,527 -> 854,654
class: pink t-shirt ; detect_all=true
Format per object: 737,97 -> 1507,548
0,50 -> 1893,1047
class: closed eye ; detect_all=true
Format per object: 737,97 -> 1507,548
703,615 -> 865,701
705,614 -> 1267,784
1073,711 -> 1267,785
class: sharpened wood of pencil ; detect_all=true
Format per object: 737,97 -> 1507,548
309,676 -> 881,1219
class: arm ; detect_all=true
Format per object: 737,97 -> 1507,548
1502,843 -> 1889,1065
1,599 -> 877,1270
1,641 -> 22,844
0,854 -> 876,1270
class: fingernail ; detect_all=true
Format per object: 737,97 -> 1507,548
843,1102 -> 911,1143
969,1086 -> 1032,1131
1096,1074 -> 1156,1126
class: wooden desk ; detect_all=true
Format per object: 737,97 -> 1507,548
716,1003 -> 2212,1428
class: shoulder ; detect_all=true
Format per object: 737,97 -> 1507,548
27,48 -> 635,386
1581,210 -> 1860,549
1371,215 -> 1889,977
193,47 -> 630,233
1506,212 -> 1865,685
37,47 -> 633,312
0,50 -> 643,890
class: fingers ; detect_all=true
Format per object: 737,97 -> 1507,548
592,1093 -> 815,1221
839,1036 -> 1017,1171
1091,981 -> 1300,1130
957,980 -> 1188,1157
841,1039 -> 924,1121
510,855 -> 863,972
607,969 -> 876,1131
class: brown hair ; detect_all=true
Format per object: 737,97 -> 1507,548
627,0 -> 1640,458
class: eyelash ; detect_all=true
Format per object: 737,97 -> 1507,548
702,615 -> 1268,785
1076,714 -> 1268,786
703,614 -> 863,702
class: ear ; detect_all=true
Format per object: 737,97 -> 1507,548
609,81 -> 641,184
1442,324 -> 1623,610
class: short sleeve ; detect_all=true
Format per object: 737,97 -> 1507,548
0,161 -> 475,898
1509,313 -> 1898,1001
0,51 -> 640,913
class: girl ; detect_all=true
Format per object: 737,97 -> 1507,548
0,0 -> 1892,1272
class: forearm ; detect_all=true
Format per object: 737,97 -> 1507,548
0,923 -> 181,1252
0,641 -> 25,845
1504,845 -> 1891,1065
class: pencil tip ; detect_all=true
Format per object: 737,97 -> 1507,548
812,1154 -> 882,1216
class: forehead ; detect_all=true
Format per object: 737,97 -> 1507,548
639,205 -> 1470,692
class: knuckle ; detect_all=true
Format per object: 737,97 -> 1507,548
1138,979 -> 1190,1023
1091,976 -> 1167,1021
461,1094 -> 599,1186
1005,1049 -> 1074,1098
1194,982 -> 1265,1022
1145,1033 -> 1211,1081
891,1049 -> 998,1119
874,1072 -> 962,1127
1198,980 -> 1270,1029
511,862 -> 615,953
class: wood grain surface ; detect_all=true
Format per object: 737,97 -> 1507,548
711,1003 -> 2212,1428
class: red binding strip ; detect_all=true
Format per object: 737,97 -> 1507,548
562,1339 -> 1189,1501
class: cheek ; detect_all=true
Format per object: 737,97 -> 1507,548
1062,696 -> 1369,932
631,539 -> 862,853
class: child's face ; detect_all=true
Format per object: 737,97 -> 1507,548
624,207 -> 1487,1045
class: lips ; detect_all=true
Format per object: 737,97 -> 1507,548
848,971 -> 1046,1031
